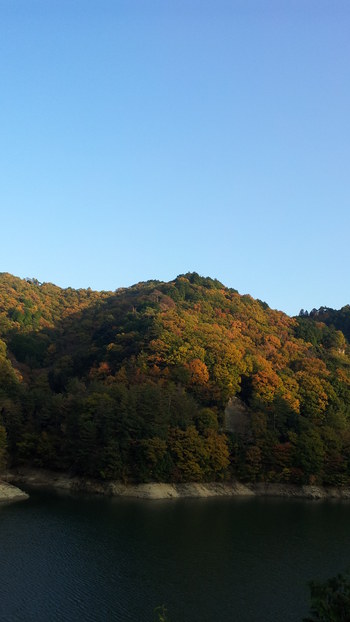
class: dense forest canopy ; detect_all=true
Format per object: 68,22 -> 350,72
1,271 -> 350,485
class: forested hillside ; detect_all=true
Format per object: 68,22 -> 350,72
300,305 -> 350,343
1,271 -> 350,485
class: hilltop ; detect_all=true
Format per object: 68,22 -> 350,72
0,271 -> 350,486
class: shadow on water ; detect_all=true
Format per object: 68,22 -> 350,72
1,489 -> 350,621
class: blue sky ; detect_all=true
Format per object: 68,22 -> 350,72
1,0 -> 349,315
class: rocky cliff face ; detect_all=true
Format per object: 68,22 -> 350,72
224,397 -> 252,441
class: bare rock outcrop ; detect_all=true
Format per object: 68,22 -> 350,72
0,481 -> 29,503
224,396 -> 252,441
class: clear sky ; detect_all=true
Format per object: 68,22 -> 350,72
1,0 -> 349,315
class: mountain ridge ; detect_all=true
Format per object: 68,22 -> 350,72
0,271 -> 349,486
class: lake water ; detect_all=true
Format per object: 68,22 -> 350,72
1,488 -> 350,622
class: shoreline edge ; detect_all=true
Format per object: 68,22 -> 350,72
4,468 -> 350,501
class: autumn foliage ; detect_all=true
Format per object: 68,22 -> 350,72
0,271 -> 350,485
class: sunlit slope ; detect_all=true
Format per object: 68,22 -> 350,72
0,272 -> 349,485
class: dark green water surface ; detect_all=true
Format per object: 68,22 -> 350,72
1,488 -> 350,621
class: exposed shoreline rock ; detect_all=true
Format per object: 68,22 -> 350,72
4,468 -> 350,501
0,480 -> 29,503
4,469 -> 254,499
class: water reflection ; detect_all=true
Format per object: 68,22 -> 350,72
1,490 -> 350,621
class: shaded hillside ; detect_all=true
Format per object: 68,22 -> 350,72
300,305 -> 350,343
1,272 -> 350,485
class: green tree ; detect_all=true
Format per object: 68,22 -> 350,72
304,571 -> 350,621
0,423 -> 8,471
154,605 -> 170,622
